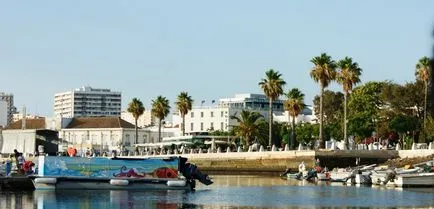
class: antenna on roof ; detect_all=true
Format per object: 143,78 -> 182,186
22,106 -> 26,130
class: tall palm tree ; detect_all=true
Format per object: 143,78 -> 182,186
310,53 -> 337,149
151,96 -> 170,143
259,69 -> 286,148
230,110 -> 265,147
127,98 -> 145,144
415,56 -> 432,129
337,57 -> 362,149
284,88 -> 306,150
175,92 -> 193,136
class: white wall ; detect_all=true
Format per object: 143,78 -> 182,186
1,130 -> 36,155
121,110 -> 153,127
0,101 -> 7,127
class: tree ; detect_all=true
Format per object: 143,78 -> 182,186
348,81 -> 385,142
259,69 -> 286,148
230,110 -> 265,148
127,98 -> 145,144
415,56 -> 432,129
310,53 -> 337,148
295,123 -> 319,147
313,91 -> 344,125
337,57 -> 362,149
175,92 -> 193,136
284,88 -> 305,149
389,114 -> 420,149
151,96 -> 170,143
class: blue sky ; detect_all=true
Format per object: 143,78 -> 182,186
1,1 -> 433,116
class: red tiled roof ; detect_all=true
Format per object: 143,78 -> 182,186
65,117 -> 136,129
6,118 -> 46,130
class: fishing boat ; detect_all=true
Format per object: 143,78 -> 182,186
32,156 -> 212,191
395,173 -> 434,187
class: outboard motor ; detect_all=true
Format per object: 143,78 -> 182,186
305,169 -> 317,181
179,157 -> 213,186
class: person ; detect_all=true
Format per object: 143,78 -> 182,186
17,154 -> 25,169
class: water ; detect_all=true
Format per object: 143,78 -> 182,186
1,175 -> 433,209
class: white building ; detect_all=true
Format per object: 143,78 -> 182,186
121,110 -> 153,127
176,94 -> 316,135
13,113 -> 44,123
182,93 -> 285,134
274,105 -> 317,124
54,86 -> 121,118
0,92 -> 17,127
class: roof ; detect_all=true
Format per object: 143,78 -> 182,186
65,117 -> 136,129
6,118 -> 46,130
5,118 -> 45,129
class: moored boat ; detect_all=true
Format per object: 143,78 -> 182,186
32,156 -> 212,191
395,173 -> 434,187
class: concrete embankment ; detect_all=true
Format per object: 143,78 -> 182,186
182,150 -> 434,174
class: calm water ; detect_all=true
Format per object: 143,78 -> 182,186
1,175 -> 433,209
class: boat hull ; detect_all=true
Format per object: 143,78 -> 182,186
395,173 -> 434,187
33,177 -> 193,191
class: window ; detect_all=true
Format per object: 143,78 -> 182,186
190,123 -> 194,131
221,111 -> 224,117
201,112 -> 204,118
191,112 -> 194,118
220,122 -> 224,130
211,112 -> 214,117
200,123 -> 203,131
210,122 -> 214,130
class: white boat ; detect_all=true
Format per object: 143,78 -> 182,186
329,168 -> 353,182
316,172 -> 330,181
395,173 -> 434,187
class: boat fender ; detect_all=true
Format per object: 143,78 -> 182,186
35,178 -> 57,184
167,180 -> 186,187
110,179 -> 129,186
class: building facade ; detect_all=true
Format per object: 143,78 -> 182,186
121,110 -> 153,128
54,86 -> 121,118
0,93 -> 17,127
178,94 -> 316,135
181,93 -> 285,134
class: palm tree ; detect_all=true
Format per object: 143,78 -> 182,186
415,56 -> 432,129
310,53 -> 337,149
230,110 -> 265,148
175,92 -> 193,136
284,88 -> 306,150
151,96 -> 170,143
337,57 -> 362,149
259,69 -> 286,148
127,98 -> 145,144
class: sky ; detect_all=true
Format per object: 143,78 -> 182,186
1,1 -> 433,116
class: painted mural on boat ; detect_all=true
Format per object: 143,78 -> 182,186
38,156 -> 179,178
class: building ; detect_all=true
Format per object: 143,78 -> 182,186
1,118 -> 59,155
13,113 -> 44,123
121,110 -> 153,128
181,93 -> 285,134
54,86 -> 121,118
176,94 -> 317,135
274,105 -> 317,124
58,117 -> 150,154
0,92 -> 17,127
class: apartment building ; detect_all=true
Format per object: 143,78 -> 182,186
54,86 -> 121,118
0,92 -> 17,127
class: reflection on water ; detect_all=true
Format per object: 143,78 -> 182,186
0,175 -> 433,209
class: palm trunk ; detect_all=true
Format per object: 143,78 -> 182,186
182,114 -> 185,136
269,98 -> 273,149
344,91 -> 348,149
135,118 -> 138,144
319,83 -> 324,149
158,119 -> 162,143
290,115 -> 295,150
424,81 -> 428,130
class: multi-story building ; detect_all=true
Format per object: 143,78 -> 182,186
0,92 -> 17,127
54,86 -> 121,118
182,93 -> 285,134
178,93 -> 317,135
